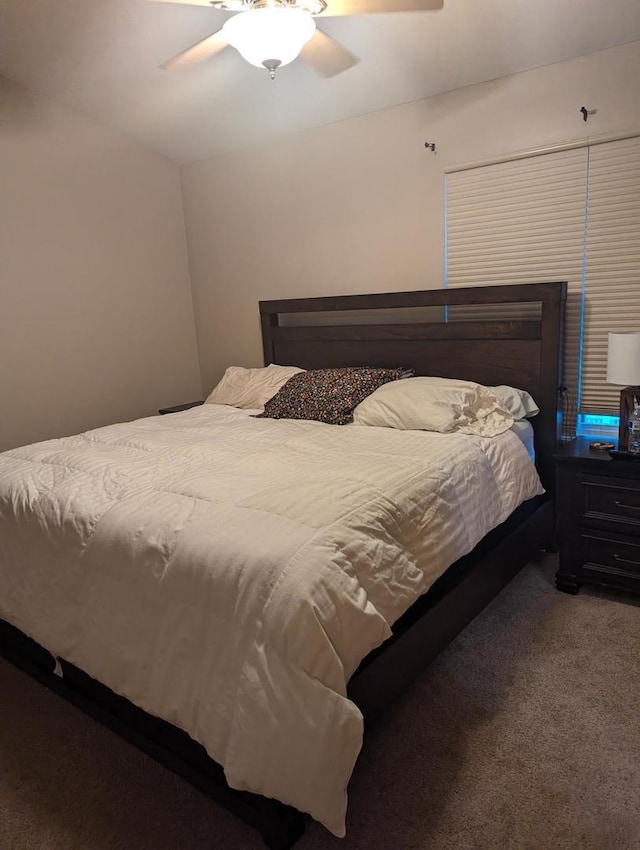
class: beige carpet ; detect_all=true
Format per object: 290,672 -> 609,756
1,554 -> 639,850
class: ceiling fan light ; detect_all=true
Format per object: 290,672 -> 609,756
222,7 -> 316,71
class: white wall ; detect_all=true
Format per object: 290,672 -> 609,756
0,77 -> 202,451
181,40 -> 640,395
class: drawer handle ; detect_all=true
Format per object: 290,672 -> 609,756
613,553 -> 640,567
613,500 -> 640,513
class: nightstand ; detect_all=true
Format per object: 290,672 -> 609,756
555,437 -> 640,595
158,401 -> 203,415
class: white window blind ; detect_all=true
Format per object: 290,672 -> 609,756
446,148 -> 589,419
580,136 -> 640,414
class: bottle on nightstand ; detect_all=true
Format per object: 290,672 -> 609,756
629,399 -> 640,455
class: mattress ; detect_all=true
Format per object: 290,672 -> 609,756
0,405 -> 543,835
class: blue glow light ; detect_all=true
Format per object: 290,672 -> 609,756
576,148 -> 591,413
577,413 -> 620,435
580,414 -> 619,427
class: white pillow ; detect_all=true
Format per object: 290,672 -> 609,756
488,385 -> 539,420
205,364 -> 304,409
352,376 -> 514,437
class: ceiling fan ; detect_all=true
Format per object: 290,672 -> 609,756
150,0 -> 444,79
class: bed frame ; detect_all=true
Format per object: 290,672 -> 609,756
0,281 -> 566,850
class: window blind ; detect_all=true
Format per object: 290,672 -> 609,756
446,148 -> 589,422
580,136 -> 640,414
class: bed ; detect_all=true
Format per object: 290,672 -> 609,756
0,281 -> 565,849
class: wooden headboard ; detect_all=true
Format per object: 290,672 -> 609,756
259,282 -> 566,492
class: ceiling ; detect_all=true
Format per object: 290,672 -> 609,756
2,0 -> 640,164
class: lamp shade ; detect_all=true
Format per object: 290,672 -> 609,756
607,332 -> 640,385
222,8 -> 316,71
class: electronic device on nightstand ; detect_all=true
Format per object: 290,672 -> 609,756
555,437 -> 640,595
607,331 -> 640,454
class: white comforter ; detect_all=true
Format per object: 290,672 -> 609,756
0,405 -> 543,835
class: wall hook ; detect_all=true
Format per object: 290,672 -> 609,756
424,142 -> 436,152
580,106 -> 592,122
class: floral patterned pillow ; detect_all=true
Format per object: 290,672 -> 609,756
255,366 -> 406,425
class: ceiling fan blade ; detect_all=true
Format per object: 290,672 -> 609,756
300,29 -> 358,77
160,30 -> 229,70
322,0 -> 443,16
148,0 -> 216,6
148,0 -> 247,7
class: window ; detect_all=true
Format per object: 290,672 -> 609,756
446,134 -> 640,435
580,136 -> 640,415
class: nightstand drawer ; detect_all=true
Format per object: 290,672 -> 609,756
580,475 -> 640,533
581,531 -> 640,578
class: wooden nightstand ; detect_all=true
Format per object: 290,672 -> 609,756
158,401 -> 203,415
555,437 -> 640,595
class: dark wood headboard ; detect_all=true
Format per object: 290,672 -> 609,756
259,282 -> 566,492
